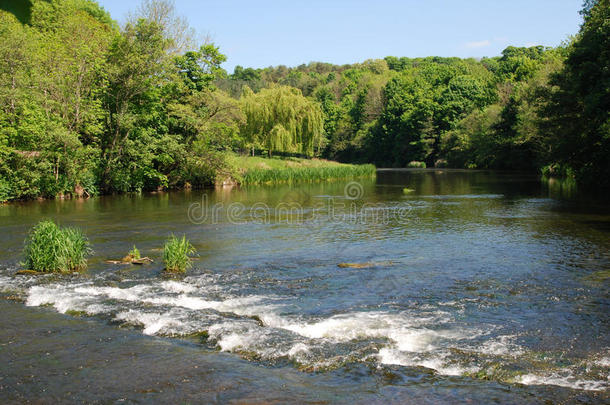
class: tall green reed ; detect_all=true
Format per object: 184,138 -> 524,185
22,220 -> 92,273
163,234 -> 196,273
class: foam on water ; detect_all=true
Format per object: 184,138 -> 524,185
474,335 -> 525,357
115,309 -> 184,335
26,284 -> 110,314
208,321 -> 268,352
159,280 -> 197,294
257,310 -> 457,348
377,347 -> 478,376
593,356 -> 610,368
517,373 -> 609,392
4,274 -> 606,391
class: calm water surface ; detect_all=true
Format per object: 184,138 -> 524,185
0,170 -> 608,403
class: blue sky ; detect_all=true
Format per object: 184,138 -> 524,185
97,0 -> 584,73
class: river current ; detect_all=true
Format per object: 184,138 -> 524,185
0,169 -> 608,403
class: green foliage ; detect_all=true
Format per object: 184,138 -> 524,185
174,44 -> 227,92
163,234 -> 196,273
0,176 -> 11,203
0,0 -> 32,24
541,0 -> 610,190
129,245 -> 141,260
240,86 -> 324,157
22,220 -> 92,273
0,0 -> 606,198
0,4 -> 108,200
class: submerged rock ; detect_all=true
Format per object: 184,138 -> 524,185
337,262 -> 375,269
106,256 -> 153,265
337,261 -> 395,269
584,270 -> 610,282
105,260 -> 130,265
131,257 -> 153,265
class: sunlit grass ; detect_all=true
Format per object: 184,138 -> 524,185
22,220 -> 92,273
242,164 -> 376,185
163,234 -> 196,273
225,153 -> 376,185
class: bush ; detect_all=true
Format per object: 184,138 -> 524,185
22,220 -> 92,273
541,163 -> 575,178
0,176 -> 12,203
407,161 -> 426,168
434,159 -> 448,168
163,234 -> 196,273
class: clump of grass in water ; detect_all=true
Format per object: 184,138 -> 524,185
129,245 -> 141,260
163,234 -> 196,273
22,220 -> 92,273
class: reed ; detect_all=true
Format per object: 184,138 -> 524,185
242,164 -> 376,185
129,245 -> 141,260
22,220 -> 92,273
163,234 -> 196,273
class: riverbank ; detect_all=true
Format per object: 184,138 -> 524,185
0,154 -> 376,203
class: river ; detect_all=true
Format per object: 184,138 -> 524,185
0,169 -> 608,403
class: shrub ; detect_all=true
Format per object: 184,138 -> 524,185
22,220 -> 92,273
163,234 -> 196,273
541,163 -> 575,178
0,176 -> 12,203
407,161 -> 426,168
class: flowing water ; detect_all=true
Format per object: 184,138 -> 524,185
0,170 -> 608,403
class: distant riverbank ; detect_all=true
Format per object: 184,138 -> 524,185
225,154 -> 376,185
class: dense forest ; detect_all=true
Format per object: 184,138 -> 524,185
0,0 -> 608,202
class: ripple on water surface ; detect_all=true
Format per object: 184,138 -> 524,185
0,170 -> 609,399
0,268 -> 604,393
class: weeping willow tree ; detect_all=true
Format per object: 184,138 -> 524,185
240,85 -> 324,156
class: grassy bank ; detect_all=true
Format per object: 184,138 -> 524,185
225,154 -> 376,185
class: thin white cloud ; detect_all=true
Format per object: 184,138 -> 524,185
464,40 -> 491,49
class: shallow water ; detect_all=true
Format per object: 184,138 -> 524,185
0,169 -> 608,403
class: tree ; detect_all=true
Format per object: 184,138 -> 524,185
240,86 -> 324,156
370,73 -> 436,166
101,18 -> 170,191
542,0 -> 610,188
31,1 -> 113,139
0,12 -> 34,130
129,0 -> 196,54
174,44 -> 226,92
